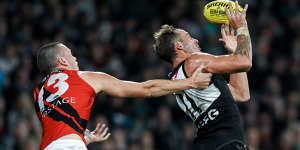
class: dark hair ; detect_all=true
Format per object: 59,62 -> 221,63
37,42 -> 62,75
153,24 -> 179,63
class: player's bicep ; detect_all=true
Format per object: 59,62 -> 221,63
186,54 -> 251,74
81,72 -> 147,97
205,55 -> 251,73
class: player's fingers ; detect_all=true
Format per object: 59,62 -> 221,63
100,127 -> 109,137
235,1 -> 239,15
230,26 -> 235,35
225,23 -> 230,35
242,4 -> 248,15
221,24 -> 226,37
229,2 -> 234,16
195,65 -> 205,73
102,133 -> 111,140
219,38 -> 226,45
94,123 -> 100,132
96,124 -> 105,135
225,7 -> 232,20
203,73 -> 212,86
191,65 -> 205,79
92,123 -> 100,135
204,72 -> 212,78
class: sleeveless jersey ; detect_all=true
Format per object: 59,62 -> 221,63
33,69 -> 95,150
169,61 -> 246,150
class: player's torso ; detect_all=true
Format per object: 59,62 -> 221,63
170,61 -> 246,149
33,69 -> 95,149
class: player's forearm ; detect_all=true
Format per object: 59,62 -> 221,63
234,27 -> 252,61
229,72 -> 250,102
142,79 -> 195,98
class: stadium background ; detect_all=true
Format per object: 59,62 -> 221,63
0,0 -> 299,150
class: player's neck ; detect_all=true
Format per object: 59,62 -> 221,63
173,57 -> 186,68
55,66 -> 74,71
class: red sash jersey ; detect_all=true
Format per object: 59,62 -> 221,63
33,69 -> 95,150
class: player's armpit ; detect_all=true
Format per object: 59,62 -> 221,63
184,53 -> 251,76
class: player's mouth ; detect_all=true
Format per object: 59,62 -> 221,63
197,44 -> 201,50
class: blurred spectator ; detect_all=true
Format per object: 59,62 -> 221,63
0,0 -> 298,149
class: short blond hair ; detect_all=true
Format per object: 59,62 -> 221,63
153,24 -> 179,63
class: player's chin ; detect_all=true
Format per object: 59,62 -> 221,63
196,46 -> 201,51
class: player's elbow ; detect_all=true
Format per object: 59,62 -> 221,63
244,58 -> 252,72
237,56 -> 252,72
235,92 -> 251,102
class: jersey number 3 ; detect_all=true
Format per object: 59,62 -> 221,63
38,73 -> 69,113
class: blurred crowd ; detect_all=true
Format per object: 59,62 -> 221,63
0,0 -> 299,150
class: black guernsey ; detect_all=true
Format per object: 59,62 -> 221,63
169,61 -> 246,150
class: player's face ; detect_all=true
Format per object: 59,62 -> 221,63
176,29 -> 201,53
58,44 -> 79,70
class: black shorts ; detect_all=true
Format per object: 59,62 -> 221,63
217,141 -> 249,150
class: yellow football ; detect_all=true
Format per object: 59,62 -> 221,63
203,0 -> 244,25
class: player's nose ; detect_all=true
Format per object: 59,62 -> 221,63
194,39 -> 198,44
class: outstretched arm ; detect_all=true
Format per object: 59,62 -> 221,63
79,66 -> 212,98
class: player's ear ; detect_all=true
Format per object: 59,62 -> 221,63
57,56 -> 68,66
174,41 -> 184,51
174,41 -> 187,58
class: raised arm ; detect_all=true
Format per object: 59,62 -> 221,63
219,1 -> 252,102
79,67 -> 211,98
185,1 -> 251,75
219,23 -> 251,102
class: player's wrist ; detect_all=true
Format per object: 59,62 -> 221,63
84,129 -> 92,145
186,78 -> 197,89
236,26 -> 248,35
84,135 -> 91,145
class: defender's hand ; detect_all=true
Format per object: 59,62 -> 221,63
190,66 -> 212,89
219,23 -> 237,53
225,1 -> 248,30
85,123 -> 111,145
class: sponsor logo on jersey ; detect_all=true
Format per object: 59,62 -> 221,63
197,109 -> 219,128
51,97 -> 76,108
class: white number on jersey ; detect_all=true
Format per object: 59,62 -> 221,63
38,73 -> 69,114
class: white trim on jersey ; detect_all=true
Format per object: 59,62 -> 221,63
172,65 -> 221,122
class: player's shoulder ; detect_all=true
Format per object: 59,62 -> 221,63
186,52 -> 213,64
77,71 -> 107,94
78,71 -> 107,77
184,52 -> 215,76
78,71 -> 113,83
